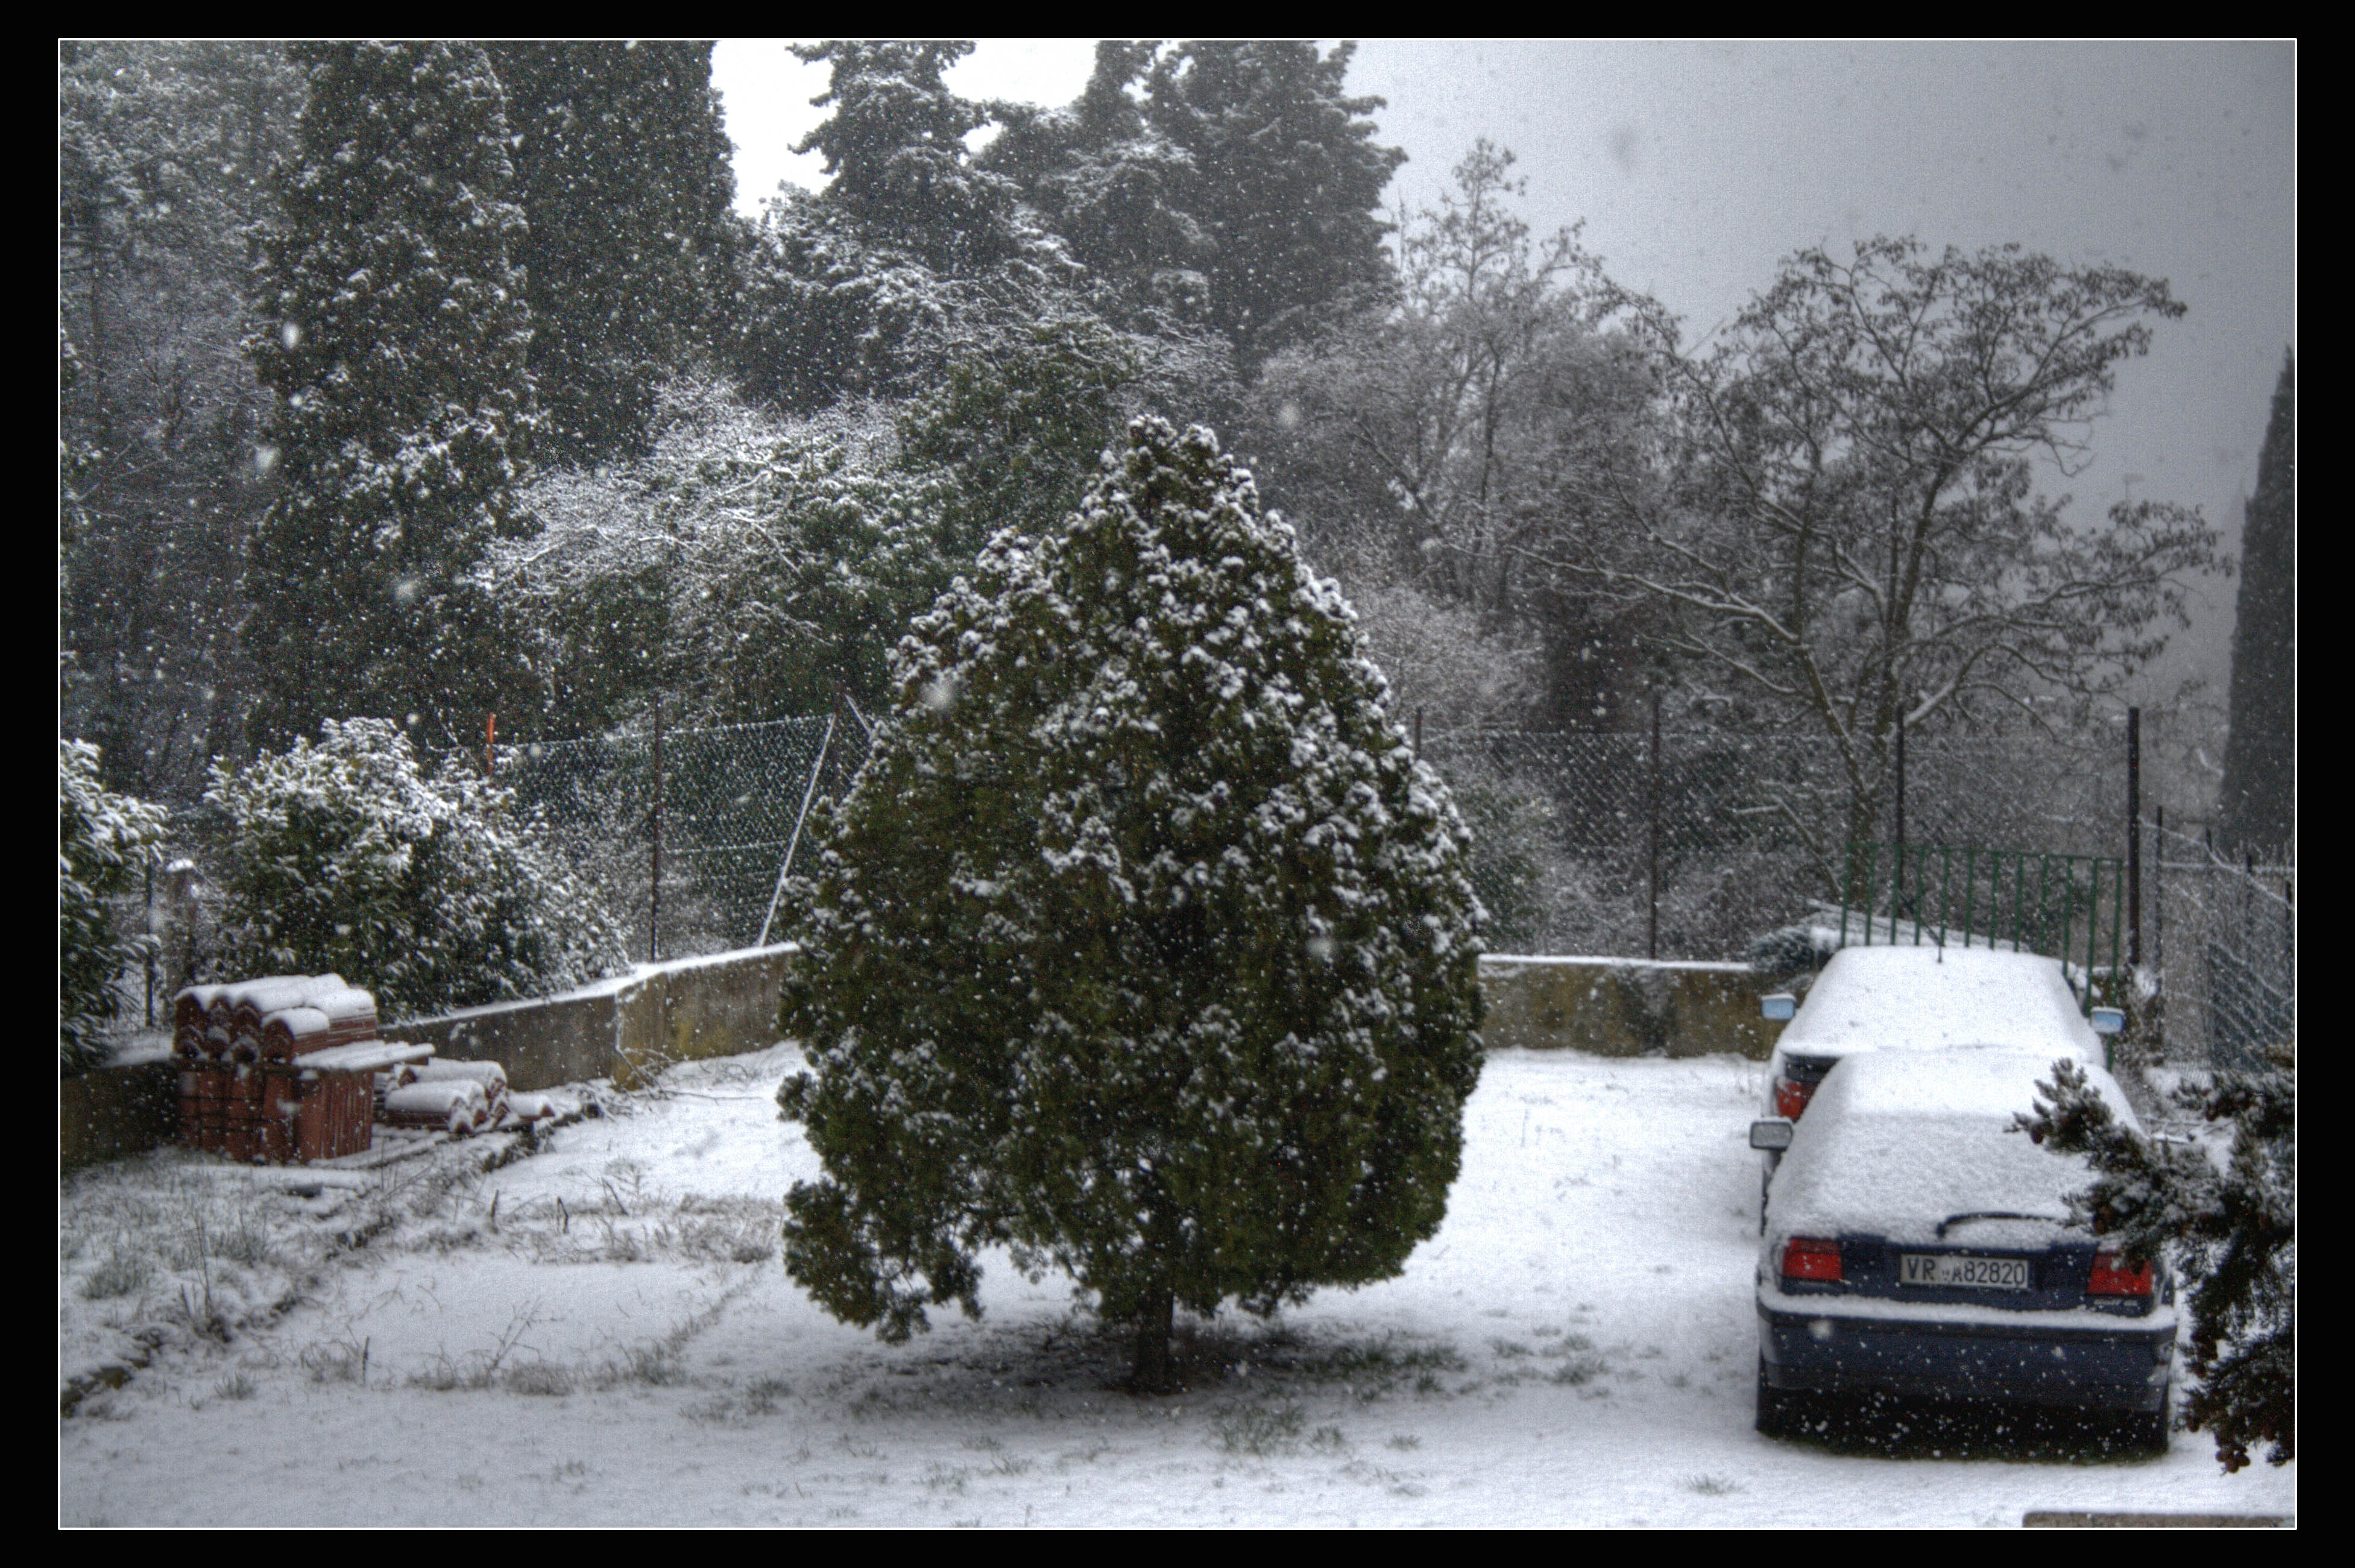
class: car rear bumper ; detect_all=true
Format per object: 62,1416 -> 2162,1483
1758,1301 -> 2172,1412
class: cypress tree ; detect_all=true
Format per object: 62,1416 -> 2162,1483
1144,42 -> 1405,370
487,42 -> 739,463
777,417 -> 1487,1390
245,41 -> 536,748
731,40 -> 1064,413
787,40 -> 1021,270
2219,351 -> 2296,855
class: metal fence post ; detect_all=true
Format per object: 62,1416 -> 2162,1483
757,694 -> 840,949
649,695 -> 663,965
2126,707 -> 2141,969
2153,804 -> 2166,1058
1647,695 -> 1661,961
1894,708 -> 1906,857
143,856 -> 155,1028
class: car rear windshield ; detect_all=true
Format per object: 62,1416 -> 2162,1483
1770,1108 -> 2092,1248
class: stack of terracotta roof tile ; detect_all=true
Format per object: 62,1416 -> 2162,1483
171,976 -> 400,1163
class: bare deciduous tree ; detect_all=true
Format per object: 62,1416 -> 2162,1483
1558,237 -> 2221,860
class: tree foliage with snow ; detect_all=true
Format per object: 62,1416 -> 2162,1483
731,42 -> 1082,415
60,739 -> 171,1074
205,717 -> 626,1019
1251,141 -> 1663,731
776,418 -> 1486,1390
1142,42 -> 1405,370
897,313 -> 1235,561
489,378 -> 951,731
981,42 -> 1216,328
2218,351 -> 2295,857
2022,1047 -> 2295,1472
488,41 -> 740,464
244,42 -> 538,749
787,41 -> 1023,269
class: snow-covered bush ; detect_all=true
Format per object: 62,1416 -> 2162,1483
2022,1045 -> 2295,1471
777,418 -> 1487,1389
205,719 -> 628,1018
59,740 -> 169,1073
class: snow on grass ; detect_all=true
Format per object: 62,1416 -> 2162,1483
60,1045 -> 2295,1526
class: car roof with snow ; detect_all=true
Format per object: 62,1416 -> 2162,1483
1776,943 -> 2099,1061
1765,1049 -> 2142,1246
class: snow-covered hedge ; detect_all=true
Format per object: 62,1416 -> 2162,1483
204,718 -> 628,1019
59,740 -> 170,1073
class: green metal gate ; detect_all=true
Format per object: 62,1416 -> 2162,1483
1838,842 -> 2125,1016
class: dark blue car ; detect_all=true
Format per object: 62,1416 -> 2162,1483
1750,1049 -> 2175,1450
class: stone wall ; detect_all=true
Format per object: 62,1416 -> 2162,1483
65,945 -> 1783,1170
1477,956 -> 1781,1060
60,1059 -> 179,1173
379,943 -> 801,1092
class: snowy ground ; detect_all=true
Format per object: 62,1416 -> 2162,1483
61,1047 -> 2295,1527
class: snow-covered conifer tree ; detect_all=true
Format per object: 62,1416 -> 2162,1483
244,42 -> 537,748
2022,1050 -> 2295,1471
778,417 -> 1486,1389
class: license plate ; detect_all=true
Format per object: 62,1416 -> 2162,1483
1900,1254 -> 2029,1289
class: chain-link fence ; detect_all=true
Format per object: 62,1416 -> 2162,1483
107,702 -> 2281,1072
2149,823 -> 2294,1072
1416,713 -> 2290,1070
488,712 -> 874,960
1418,726 -> 2139,962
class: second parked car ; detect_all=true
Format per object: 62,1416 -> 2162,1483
1756,945 -> 2107,1221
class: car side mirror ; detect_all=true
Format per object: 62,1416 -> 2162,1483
1750,1118 -> 1795,1151
1761,992 -> 1796,1022
2090,1007 -> 2125,1035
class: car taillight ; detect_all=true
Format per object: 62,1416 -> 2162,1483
1774,1077 -> 1814,1120
1781,1237 -> 1843,1282
2088,1252 -> 2153,1296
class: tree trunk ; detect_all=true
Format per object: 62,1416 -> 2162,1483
1130,1282 -> 1176,1393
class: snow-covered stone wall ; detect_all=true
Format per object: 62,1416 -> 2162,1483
377,943 -> 801,1092
65,947 -> 1779,1169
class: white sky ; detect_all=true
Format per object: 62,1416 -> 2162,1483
708,39 -> 2296,700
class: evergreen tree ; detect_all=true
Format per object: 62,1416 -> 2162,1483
1144,42 -> 1405,370
60,40 -> 303,801
2023,1047 -> 2295,1472
787,40 -> 1022,271
2218,351 -> 2296,855
777,418 -> 1487,1390
59,739 -> 171,1073
731,41 -> 1076,413
982,42 -> 1215,324
244,41 -> 537,749
897,314 -> 1174,557
487,42 -> 739,463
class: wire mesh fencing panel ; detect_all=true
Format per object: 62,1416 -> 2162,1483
2148,824 -> 2294,1071
1417,725 -> 2155,962
490,714 -> 872,959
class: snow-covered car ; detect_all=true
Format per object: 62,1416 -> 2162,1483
1750,1049 -> 2175,1449
1754,945 -> 2109,1222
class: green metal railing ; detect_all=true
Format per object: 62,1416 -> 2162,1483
1838,842 -> 2125,1016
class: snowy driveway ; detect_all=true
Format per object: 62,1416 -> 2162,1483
61,1047 -> 2295,1526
